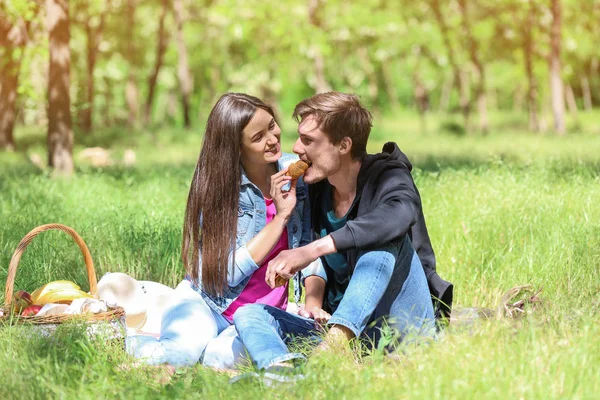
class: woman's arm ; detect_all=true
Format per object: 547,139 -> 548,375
225,169 -> 297,286
301,275 -> 331,324
245,212 -> 290,265
304,275 -> 325,311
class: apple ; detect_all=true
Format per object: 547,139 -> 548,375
12,290 -> 33,313
21,305 -> 42,317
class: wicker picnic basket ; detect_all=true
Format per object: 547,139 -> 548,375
0,224 -> 126,327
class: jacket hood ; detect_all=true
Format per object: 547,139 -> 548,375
357,142 -> 413,190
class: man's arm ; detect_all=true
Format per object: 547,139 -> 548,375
331,168 -> 421,252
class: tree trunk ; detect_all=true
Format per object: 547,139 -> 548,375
523,1 -> 539,132
126,0 -> 139,127
526,80 -> 539,132
581,75 -> 592,110
565,84 -> 578,121
458,0 -> 487,134
312,52 -> 330,94
549,0 -> 566,135
126,79 -> 140,127
0,59 -> 19,151
539,95 -> 550,133
357,46 -> 378,102
591,58 -> 599,106
477,89 -> 488,135
30,56 -> 48,125
413,50 -> 429,134
0,19 -> 25,151
380,62 -> 399,110
459,70 -> 471,133
81,3 -> 108,133
259,68 -> 282,120
80,21 -> 94,133
308,0 -> 331,94
167,90 -> 178,122
145,0 -> 169,125
103,76 -> 112,126
47,0 -> 74,175
414,77 -> 428,134
431,0 -> 471,131
173,0 -> 193,128
438,73 -> 453,112
472,65 -> 488,134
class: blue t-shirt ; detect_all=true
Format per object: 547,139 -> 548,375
318,184 -> 353,312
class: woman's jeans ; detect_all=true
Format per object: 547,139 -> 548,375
234,238 -> 435,370
126,280 -> 245,368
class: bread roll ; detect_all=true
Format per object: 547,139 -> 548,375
274,275 -> 287,287
285,160 -> 310,179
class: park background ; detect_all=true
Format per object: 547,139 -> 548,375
1,0 -> 599,398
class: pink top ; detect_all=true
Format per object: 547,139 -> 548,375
222,197 -> 289,321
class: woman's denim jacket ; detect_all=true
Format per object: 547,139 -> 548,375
188,153 -> 320,314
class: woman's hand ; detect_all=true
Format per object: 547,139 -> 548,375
270,168 -> 297,222
299,306 -> 331,325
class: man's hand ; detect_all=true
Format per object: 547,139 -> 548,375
266,235 -> 337,288
266,246 -> 316,288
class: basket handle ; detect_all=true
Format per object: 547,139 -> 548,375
4,224 -> 98,307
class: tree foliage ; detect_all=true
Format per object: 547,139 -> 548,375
1,0 -> 599,144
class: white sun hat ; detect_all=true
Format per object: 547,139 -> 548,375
97,272 -> 174,334
136,280 -> 175,334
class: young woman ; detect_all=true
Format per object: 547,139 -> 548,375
126,93 -> 315,368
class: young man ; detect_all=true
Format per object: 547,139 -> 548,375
233,92 -> 453,371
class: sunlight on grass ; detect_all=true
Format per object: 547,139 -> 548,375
1,115 -> 599,399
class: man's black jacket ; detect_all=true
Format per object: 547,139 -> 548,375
308,142 -> 453,318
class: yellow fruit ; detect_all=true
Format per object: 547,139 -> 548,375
34,288 -> 93,305
30,280 -> 81,304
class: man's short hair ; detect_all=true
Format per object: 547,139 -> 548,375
293,92 -> 372,159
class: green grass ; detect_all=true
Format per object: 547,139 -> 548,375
1,112 -> 600,399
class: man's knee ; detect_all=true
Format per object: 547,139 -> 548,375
357,242 -> 400,264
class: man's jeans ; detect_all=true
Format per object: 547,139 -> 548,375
234,237 -> 435,370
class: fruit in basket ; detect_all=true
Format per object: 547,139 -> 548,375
34,288 -> 93,305
21,305 -> 43,317
30,280 -> 82,304
12,290 -> 34,312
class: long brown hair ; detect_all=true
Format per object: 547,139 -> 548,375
182,93 -> 276,296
